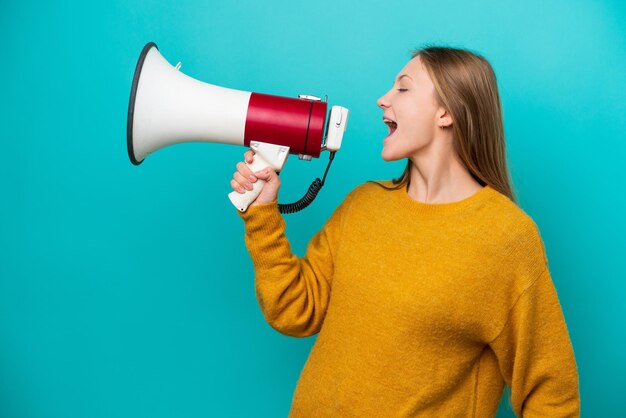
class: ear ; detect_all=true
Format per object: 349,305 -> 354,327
436,107 -> 453,128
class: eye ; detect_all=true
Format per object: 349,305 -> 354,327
397,88 -> 408,92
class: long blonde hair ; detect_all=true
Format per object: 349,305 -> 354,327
372,44 -> 516,203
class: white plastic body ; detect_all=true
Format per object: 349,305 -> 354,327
325,105 -> 349,151
132,46 -> 252,161
228,141 -> 290,212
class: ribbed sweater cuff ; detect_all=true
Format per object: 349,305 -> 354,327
236,199 -> 282,226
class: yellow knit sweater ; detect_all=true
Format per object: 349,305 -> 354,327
237,180 -> 580,417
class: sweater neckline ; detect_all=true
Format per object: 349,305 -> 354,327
391,182 -> 498,216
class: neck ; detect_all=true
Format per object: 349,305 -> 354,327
406,139 -> 483,204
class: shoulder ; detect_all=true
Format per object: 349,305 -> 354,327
327,179 -> 399,219
488,188 -> 541,234
336,179 -> 399,208
349,179 -> 401,198
485,187 -> 549,268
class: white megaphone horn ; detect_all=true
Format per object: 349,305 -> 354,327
127,42 -> 349,213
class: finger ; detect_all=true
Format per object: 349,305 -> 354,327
230,179 -> 245,194
244,150 -> 255,163
234,171 -> 254,190
236,161 -> 256,181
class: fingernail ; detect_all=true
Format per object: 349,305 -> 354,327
249,175 -> 256,182
245,182 -> 252,190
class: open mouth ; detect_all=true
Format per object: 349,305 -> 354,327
384,119 -> 398,137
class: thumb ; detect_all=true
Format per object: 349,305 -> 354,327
250,167 -> 280,207
253,168 -> 277,182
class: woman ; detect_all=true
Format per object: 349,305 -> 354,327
231,46 -> 580,417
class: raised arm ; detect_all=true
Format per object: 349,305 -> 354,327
231,150 -> 356,337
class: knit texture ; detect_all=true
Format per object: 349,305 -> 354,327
237,180 -> 580,417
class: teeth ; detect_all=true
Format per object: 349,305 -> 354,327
384,120 -> 397,128
384,119 -> 397,137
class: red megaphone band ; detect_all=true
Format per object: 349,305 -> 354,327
244,93 -> 327,158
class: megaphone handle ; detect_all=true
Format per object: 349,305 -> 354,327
228,152 -> 272,212
228,141 -> 290,212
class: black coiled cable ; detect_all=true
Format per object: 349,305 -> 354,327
278,151 -> 336,214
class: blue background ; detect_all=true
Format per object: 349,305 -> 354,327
1,0 -> 624,416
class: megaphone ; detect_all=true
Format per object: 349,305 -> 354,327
127,42 -> 349,213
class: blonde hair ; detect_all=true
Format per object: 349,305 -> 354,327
372,44 -> 517,203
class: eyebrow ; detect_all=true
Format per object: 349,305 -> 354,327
395,74 -> 413,83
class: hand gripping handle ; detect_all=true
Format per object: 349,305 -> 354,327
228,141 -> 290,212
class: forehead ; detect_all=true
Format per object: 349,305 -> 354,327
396,56 -> 433,86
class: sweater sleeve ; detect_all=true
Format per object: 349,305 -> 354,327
489,268 -> 581,417
236,189 -> 356,338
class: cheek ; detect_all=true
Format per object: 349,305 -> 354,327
404,99 -> 435,130
400,110 -> 427,133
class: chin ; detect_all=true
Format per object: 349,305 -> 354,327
381,148 -> 404,162
381,133 -> 413,161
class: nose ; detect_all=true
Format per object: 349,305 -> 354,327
377,91 -> 390,109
